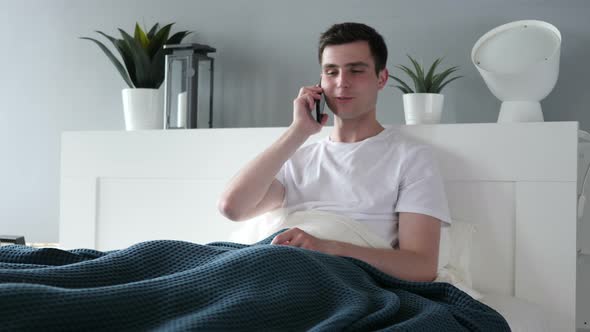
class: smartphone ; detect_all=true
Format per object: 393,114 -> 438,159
315,80 -> 326,123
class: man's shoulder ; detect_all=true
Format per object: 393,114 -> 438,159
300,140 -> 324,152
290,140 -> 324,161
399,137 -> 431,152
383,129 -> 432,156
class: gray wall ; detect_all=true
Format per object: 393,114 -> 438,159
1,0 -> 589,242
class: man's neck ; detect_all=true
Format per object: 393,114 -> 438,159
330,113 -> 385,143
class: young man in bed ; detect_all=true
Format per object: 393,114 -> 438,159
218,22 -> 451,283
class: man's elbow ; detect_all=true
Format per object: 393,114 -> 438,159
421,271 -> 438,282
217,198 -> 242,221
420,261 -> 438,282
409,270 -> 437,283
410,257 -> 438,282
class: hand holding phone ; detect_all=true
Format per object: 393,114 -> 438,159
315,79 -> 326,123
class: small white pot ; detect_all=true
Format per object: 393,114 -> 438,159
121,88 -> 163,130
402,93 -> 444,125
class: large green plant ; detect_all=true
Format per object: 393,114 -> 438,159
389,55 -> 462,94
81,23 -> 191,89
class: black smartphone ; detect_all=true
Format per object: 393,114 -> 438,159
315,80 -> 326,123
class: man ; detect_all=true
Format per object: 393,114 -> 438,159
218,22 -> 451,282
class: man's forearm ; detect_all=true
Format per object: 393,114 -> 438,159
330,241 -> 438,282
218,126 -> 309,220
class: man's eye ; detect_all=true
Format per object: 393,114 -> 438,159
325,71 -> 337,76
351,69 -> 365,73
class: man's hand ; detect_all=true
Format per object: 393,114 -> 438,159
271,227 -> 337,254
291,85 -> 329,136
271,213 -> 442,282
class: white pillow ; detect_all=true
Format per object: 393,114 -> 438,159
228,208 -> 288,245
229,210 -> 481,299
436,219 -> 480,299
229,209 -> 391,249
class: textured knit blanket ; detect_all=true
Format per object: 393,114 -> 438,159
0,233 -> 510,331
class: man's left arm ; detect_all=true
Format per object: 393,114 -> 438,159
271,212 -> 441,282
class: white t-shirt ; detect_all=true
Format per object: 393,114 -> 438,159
275,126 -> 451,248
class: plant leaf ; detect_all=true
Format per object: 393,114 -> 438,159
434,75 -> 463,93
431,66 -> 459,92
134,23 -> 150,49
166,30 -> 192,45
407,55 -> 426,93
149,46 -> 167,89
388,74 -> 414,93
95,31 -> 137,87
395,86 -> 411,94
396,64 -> 424,93
83,23 -> 194,89
147,23 -> 159,40
147,23 -> 173,60
148,30 -> 192,88
388,55 -> 461,94
80,37 -> 135,88
119,28 -> 152,88
424,57 -> 442,92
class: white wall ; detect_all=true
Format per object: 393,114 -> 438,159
1,0 -> 589,242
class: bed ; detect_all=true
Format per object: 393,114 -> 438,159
48,122 -> 581,330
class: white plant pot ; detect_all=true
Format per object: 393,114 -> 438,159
121,88 -> 163,130
403,93 -> 444,125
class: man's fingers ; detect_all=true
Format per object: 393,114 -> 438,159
298,86 -> 323,98
271,229 -> 292,245
305,95 -> 315,111
271,235 -> 284,245
272,228 -> 304,245
272,236 -> 292,245
272,228 -> 327,253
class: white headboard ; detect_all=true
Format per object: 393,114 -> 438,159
59,122 -> 579,331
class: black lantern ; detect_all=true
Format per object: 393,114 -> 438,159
163,43 -> 216,129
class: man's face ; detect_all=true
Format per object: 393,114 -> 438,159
320,41 -> 388,121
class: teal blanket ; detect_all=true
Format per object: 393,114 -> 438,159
0,233 -> 509,331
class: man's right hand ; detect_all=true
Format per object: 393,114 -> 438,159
291,85 -> 329,136
219,85 -> 328,222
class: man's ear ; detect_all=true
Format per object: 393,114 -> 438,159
377,68 -> 389,90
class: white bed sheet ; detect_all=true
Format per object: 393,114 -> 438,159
479,293 -> 560,332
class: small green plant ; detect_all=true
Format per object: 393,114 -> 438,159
389,55 -> 462,94
81,23 -> 191,89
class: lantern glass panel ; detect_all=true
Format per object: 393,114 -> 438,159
167,56 -> 190,129
164,43 -> 215,130
196,58 -> 212,128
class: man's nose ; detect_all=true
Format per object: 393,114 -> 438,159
336,72 -> 351,88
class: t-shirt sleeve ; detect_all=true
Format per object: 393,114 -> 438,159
394,145 -> 451,225
275,162 -> 286,186
275,162 -> 288,208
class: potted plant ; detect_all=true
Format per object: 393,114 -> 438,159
389,55 -> 462,125
81,23 -> 191,130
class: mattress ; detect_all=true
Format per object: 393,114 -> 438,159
479,293 -> 561,332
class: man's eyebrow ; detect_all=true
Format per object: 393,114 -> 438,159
323,62 -> 370,69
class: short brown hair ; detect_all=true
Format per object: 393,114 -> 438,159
318,22 -> 388,75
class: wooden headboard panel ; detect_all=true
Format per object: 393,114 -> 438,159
59,122 -> 579,331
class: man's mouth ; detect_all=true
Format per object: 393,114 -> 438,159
335,96 -> 354,103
